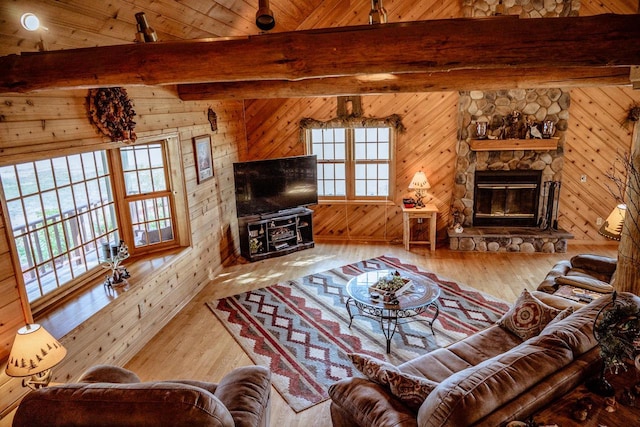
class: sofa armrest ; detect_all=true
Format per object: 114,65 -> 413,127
570,254 -> 617,277
537,260 -> 572,293
78,365 -> 141,384
555,275 -> 614,294
214,365 -> 271,427
328,377 -> 417,427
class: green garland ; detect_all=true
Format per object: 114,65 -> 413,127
594,296 -> 640,373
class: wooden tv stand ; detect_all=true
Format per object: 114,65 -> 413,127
238,208 -> 314,261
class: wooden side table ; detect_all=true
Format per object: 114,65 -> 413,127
402,205 -> 438,253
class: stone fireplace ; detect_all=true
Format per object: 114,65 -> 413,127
448,88 -> 573,253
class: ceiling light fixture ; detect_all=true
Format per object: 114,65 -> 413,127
20,13 -> 43,31
256,0 -> 275,31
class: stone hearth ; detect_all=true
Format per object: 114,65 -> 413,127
448,227 -> 573,253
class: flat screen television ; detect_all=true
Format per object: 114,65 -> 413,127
233,155 -> 318,217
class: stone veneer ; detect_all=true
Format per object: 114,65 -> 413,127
452,88 -> 570,228
462,0 -> 580,18
448,227 -> 573,253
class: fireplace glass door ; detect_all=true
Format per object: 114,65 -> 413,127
473,171 -> 541,227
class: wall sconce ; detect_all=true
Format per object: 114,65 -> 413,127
369,0 -> 388,24
20,12 -> 48,51
256,0 -> 276,31
409,171 -> 431,209
135,12 -> 158,43
5,324 -> 67,390
599,204 -> 627,241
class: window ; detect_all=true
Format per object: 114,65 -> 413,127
306,126 -> 393,200
0,152 -> 118,303
0,138 -> 183,307
119,143 -> 175,248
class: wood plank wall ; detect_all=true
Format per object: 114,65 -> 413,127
0,87 -> 244,416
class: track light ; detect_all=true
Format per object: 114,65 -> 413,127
256,0 -> 275,31
135,12 -> 158,43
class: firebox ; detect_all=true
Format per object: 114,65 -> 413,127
473,170 -> 542,227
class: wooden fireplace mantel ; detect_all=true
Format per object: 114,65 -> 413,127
469,138 -> 559,151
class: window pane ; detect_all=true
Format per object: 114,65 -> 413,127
335,180 -> 346,196
149,145 -> 164,168
322,129 -> 334,143
17,163 -> 38,196
68,155 -> 84,183
152,169 -> 166,192
354,128 -> 366,142
312,143 -> 323,160
82,152 -> 97,180
335,142 -> 346,159
73,183 -> 88,210
334,129 -> 346,143
367,164 -> 378,179
378,180 -> 389,196
52,157 -> 70,186
366,128 -> 378,141
138,170 -> 153,193
378,127 -> 389,141
0,167 -> 19,199
355,143 -> 366,160
355,180 -> 366,196
135,147 -> 151,169
355,164 -> 365,179
42,191 -> 60,225
379,143 -> 390,160
311,129 -> 323,142
366,142 -> 378,160
35,160 -> 55,191
124,171 -> 140,195
121,148 -> 137,171
335,164 -> 345,179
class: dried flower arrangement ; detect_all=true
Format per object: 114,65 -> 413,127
622,103 -> 640,130
87,87 -> 137,142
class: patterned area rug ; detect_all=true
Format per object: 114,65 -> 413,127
206,255 -> 509,413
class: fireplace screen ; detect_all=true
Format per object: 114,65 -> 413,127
473,170 -> 542,227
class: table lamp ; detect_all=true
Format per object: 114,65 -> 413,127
598,204 -> 627,240
5,324 -> 67,390
409,171 -> 431,208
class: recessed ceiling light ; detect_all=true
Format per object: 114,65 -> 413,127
21,13 -> 41,31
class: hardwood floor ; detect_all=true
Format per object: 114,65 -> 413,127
124,241 -> 618,427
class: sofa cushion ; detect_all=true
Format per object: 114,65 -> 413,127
417,334 -> 574,427
541,293 -> 620,357
498,289 -> 562,340
348,353 -> 438,411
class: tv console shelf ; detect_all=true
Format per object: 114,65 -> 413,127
238,208 -> 314,261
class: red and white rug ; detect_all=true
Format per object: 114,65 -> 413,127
206,255 -> 509,412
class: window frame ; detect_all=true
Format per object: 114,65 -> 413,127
304,124 -> 396,203
109,141 -> 178,253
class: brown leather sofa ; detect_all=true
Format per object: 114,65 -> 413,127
537,253 -> 616,296
12,364 -> 271,427
328,291 -> 639,427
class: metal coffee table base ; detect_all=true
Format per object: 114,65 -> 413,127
345,298 -> 440,354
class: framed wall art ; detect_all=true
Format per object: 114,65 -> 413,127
193,135 -> 214,184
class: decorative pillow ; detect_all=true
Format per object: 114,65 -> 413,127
347,353 -> 438,411
498,289 -> 562,340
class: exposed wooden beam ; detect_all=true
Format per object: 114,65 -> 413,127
177,67 -> 632,100
1,14 -> 639,94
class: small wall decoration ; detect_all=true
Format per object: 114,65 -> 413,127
87,87 -> 137,142
207,107 -> 218,132
194,135 -> 214,183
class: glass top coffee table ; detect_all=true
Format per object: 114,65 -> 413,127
345,269 -> 441,353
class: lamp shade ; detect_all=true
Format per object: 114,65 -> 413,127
598,204 -> 627,241
409,171 -> 431,190
5,324 -> 66,377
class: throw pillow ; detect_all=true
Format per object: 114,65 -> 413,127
498,289 -> 562,340
347,353 -> 438,411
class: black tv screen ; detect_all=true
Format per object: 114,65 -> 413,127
233,155 -> 318,217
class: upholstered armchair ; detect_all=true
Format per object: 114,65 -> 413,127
12,364 -> 271,427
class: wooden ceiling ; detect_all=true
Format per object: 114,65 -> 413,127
0,1 -> 638,98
